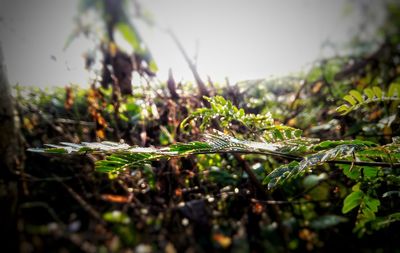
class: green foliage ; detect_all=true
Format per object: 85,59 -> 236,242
96,153 -> 157,173
342,189 -> 364,214
368,212 -> 400,232
34,129 -> 397,178
103,210 -> 131,224
181,95 -> 310,146
16,0 -> 400,251
336,83 -> 400,115
31,95 -> 400,241
311,140 -> 377,151
263,139 -> 393,190
181,96 -> 274,132
169,141 -> 212,154
262,161 -> 299,189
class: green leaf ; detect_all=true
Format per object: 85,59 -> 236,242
372,86 -> 383,98
342,191 -> 364,214
363,166 -> 379,179
336,104 -> 350,114
338,85 -> 400,115
343,94 -> 357,106
169,141 -> 211,154
103,210 -> 131,224
352,182 -> 361,191
40,148 -> 69,154
349,90 -> 364,103
364,196 -> 380,213
364,88 -> 375,100
116,22 -> 158,72
312,140 -> 376,151
341,164 -> 360,180
264,161 -> 299,189
388,83 -> 400,97
116,22 -> 142,53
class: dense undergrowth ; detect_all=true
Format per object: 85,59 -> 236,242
18,58 -> 400,252
6,1 -> 400,253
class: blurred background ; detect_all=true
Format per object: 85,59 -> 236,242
0,0 -> 387,87
1,1 -> 400,253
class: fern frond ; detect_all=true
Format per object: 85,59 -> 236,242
260,125 -> 303,142
336,83 -> 400,115
28,130 -> 307,173
263,161 -> 299,189
311,140 -> 378,151
96,153 -> 160,173
202,130 -> 317,159
29,133 -> 399,179
265,142 -> 378,190
28,141 -> 133,154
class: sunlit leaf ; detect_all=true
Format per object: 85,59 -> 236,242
343,95 -> 357,106
349,90 -> 363,103
342,191 -> 364,214
103,210 -> 131,224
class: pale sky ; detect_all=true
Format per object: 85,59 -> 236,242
0,0 -> 385,87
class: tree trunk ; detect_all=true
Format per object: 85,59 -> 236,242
0,42 -> 23,253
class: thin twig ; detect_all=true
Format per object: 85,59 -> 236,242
166,29 -> 210,100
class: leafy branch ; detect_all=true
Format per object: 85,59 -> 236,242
29,131 -> 400,174
336,83 -> 400,115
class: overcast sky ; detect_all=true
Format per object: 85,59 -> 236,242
0,0 -> 386,87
